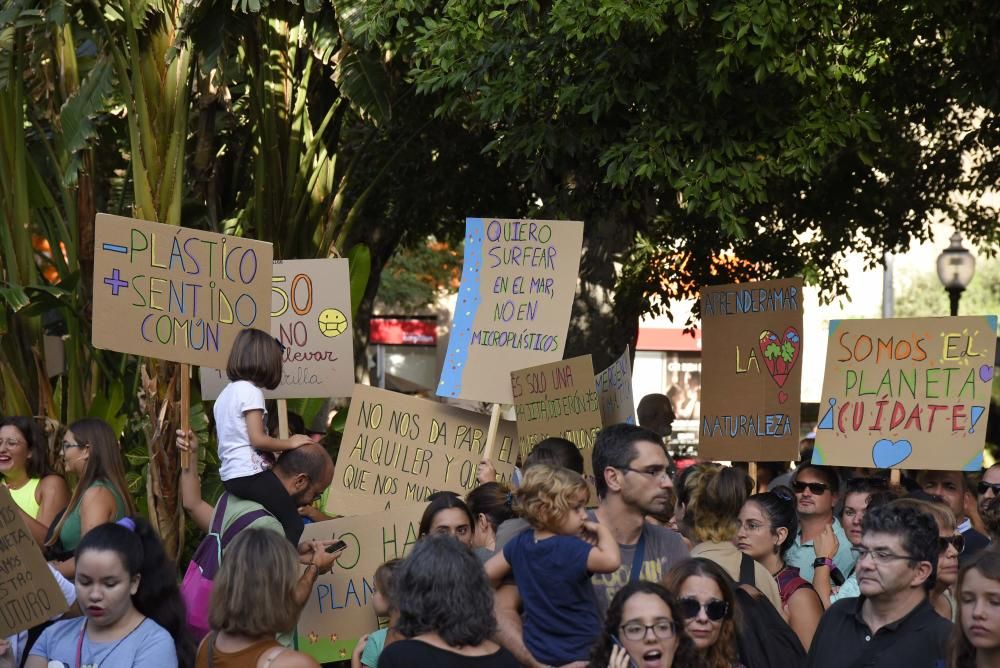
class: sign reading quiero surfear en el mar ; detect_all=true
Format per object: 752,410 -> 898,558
198,258 -> 354,400
437,218 -> 584,404
330,385 -> 517,508
698,277 -> 803,462
813,315 -> 998,471
92,213 -> 273,368
296,503 -> 426,664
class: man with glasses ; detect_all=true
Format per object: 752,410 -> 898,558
806,503 -> 952,668
785,464 -> 855,583
917,469 -> 990,564
591,424 -> 689,616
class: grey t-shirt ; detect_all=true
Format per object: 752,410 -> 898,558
31,616 -> 177,667
493,514 -> 689,617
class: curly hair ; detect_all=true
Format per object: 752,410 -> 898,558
685,464 -> 751,543
949,550 -> 1000,668
663,558 -> 740,668
393,535 -> 497,647
513,464 -> 589,531
588,581 -> 706,668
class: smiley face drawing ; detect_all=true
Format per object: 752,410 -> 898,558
317,308 -> 348,337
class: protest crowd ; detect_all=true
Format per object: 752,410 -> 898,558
0,217 -> 997,668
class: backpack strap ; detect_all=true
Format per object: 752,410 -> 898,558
210,493 -> 230,536
628,527 -> 647,583
220,509 -> 273,548
739,552 -> 756,587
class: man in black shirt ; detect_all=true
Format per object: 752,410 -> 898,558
806,502 -> 952,668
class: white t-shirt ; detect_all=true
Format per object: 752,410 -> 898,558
214,380 -> 271,481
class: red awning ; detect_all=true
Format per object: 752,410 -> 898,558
370,318 -> 437,345
636,327 -> 701,352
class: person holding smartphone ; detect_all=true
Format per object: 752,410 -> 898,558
588,581 -> 703,668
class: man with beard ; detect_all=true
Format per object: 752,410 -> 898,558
590,424 -> 689,615
806,502 -> 951,668
918,469 -> 990,564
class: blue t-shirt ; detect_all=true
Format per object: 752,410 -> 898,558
30,616 -> 178,667
360,627 -> 388,668
503,530 -> 601,665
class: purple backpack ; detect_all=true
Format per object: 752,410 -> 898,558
181,493 -> 271,640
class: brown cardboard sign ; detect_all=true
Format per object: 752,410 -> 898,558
510,355 -> 602,475
437,218 -> 584,403
813,315 -> 998,471
331,385 -> 517,506
595,347 -> 636,426
699,277 -> 803,462
92,214 -> 273,367
199,259 -> 354,399
295,504 -> 426,663
0,487 -> 70,636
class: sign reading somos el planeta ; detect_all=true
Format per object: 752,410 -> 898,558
92,213 -> 273,368
511,355 -> 602,472
813,315 -> 998,471
296,503 -> 426,663
331,385 -> 517,506
699,277 -> 803,462
198,259 -> 354,399
437,218 -> 584,404
0,487 -> 69,637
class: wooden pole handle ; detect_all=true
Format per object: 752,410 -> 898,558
180,364 -> 190,469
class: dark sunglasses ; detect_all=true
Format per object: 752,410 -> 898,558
939,535 -> 966,554
792,481 -> 830,495
679,597 -> 729,621
977,482 -> 1000,496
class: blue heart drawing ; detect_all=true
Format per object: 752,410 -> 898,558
872,439 -> 913,469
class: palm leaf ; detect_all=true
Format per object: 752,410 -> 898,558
59,57 -> 114,185
333,46 -> 390,126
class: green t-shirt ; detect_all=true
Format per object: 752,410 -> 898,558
360,628 -> 388,668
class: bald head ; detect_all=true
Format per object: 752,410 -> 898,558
274,442 -> 334,506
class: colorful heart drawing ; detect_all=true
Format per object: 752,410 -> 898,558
980,365 -> 994,383
871,438 -> 913,469
758,327 -> 801,388
778,390 -> 789,404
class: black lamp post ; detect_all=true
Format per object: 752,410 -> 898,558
936,231 -> 976,316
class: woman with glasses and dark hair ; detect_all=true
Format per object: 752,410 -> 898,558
589,581 -> 705,668
0,416 -> 69,544
46,418 -> 135,578
894,497 -> 964,620
663,559 -> 741,668
735,487 -> 823,650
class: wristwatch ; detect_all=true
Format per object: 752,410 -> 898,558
813,557 -> 845,585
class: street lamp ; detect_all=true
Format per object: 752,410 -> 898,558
936,231 -> 976,316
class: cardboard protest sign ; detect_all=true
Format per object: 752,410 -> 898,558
0,487 -> 69,636
511,355 -> 602,474
595,347 -> 636,426
93,214 -> 273,368
199,259 -> 354,399
813,315 -> 998,471
296,503 -> 426,663
699,278 -> 803,462
437,218 -> 584,403
323,490 -> 392,517
331,385 -> 517,507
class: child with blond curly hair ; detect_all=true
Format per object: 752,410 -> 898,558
484,464 -> 620,666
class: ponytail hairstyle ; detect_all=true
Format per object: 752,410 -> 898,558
46,418 -> 135,548
746,486 -> 798,556
466,482 -> 516,534
76,518 -> 195,668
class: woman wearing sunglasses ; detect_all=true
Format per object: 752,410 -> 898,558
734,487 -> 823,650
589,581 -> 704,668
664,559 -> 741,668
894,497 -> 964,620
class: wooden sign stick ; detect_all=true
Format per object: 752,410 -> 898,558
482,403 -> 503,462
278,399 -> 290,440
748,461 -> 758,492
890,468 -> 901,487
180,363 -> 190,469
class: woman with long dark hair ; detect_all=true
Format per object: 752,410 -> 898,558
589,580 -> 705,668
949,550 -> 1000,668
663,559 -> 741,668
46,418 -> 135,577
26,517 -> 194,667
0,416 -> 69,544
418,491 -> 475,547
